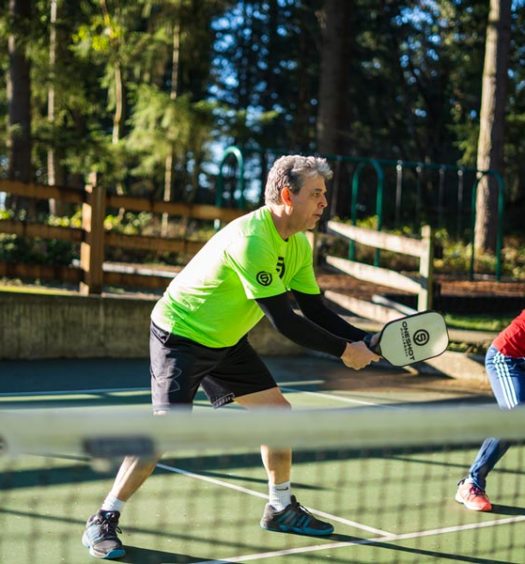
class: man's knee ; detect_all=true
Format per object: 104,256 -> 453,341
235,387 -> 291,409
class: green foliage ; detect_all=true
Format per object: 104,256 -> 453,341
48,211 -> 83,228
0,234 -> 76,266
325,216 -> 525,278
2,0 -> 525,280
434,229 -> 525,278
103,211 -> 153,235
126,87 -> 214,174
444,314 -> 513,332
447,341 -> 489,355
0,209 -> 14,221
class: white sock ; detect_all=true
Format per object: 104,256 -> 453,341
269,481 -> 291,511
101,493 -> 125,514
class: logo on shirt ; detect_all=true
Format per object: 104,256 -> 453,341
276,256 -> 286,279
256,271 -> 272,286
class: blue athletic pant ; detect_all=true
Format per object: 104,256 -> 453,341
467,345 -> 525,490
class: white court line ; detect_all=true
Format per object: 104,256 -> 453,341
194,514 -> 525,563
0,380 -> 323,398
156,462 -> 392,536
281,386 -> 397,407
278,379 -> 325,387
0,387 -> 149,397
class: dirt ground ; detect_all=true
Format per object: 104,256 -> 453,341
316,268 -> 525,302
3,261 -> 524,303
347,366 -> 494,395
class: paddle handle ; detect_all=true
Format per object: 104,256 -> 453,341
363,333 -> 382,355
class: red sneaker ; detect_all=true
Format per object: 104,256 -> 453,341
455,480 -> 492,511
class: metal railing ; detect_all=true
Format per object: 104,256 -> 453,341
218,146 -> 506,280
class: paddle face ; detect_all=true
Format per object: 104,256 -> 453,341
374,311 -> 449,367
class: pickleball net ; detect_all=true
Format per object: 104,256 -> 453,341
1,404 -> 525,563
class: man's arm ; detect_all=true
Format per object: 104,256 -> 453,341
292,290 -> 370,341
256,293 -> 379,369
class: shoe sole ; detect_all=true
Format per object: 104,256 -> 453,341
454,492 -> 492,512
261,523 -> 334,536
82,532 -> 126,560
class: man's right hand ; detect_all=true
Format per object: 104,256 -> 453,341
341,341 -> 381,370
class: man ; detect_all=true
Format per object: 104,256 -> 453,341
455,309 -> 525,511
82,155 -> 380,559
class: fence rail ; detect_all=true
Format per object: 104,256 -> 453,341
2,177 -> 436,309
0,177 -> 244,294
322,221 -> 435,322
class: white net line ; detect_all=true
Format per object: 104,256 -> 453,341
2,404 -> 525,458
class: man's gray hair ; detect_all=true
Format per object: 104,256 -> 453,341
264,155 -> 333,205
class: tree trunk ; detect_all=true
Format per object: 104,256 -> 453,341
316,0 -> 352,218
7,0 -> 33,215
474,0 -> 511,254
316,0 -> 352,156
161,10 -> 181,237
47,0 -> 66,216
100,0 -> 126,205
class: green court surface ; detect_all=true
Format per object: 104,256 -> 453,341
1,355 -> 523,563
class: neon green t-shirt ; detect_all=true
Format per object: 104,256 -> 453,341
151,206 -> 320,347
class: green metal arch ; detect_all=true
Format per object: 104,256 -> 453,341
216,146 -> 246,209
350,159 -> 385,266
217,146 -> 507,280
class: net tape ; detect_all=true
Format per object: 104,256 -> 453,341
2,404 -> 525,458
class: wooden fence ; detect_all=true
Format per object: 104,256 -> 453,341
1,177 -> 436,317
321,221 -> 435,321
0,175 -> 245,294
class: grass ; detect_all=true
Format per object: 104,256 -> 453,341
0,283 -> 76,296
444,313 -> 513,332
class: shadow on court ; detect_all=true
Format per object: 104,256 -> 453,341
121,546 -> 210,563
490,504 -> 525,516
328,533 -> 519,564
4,443 -> 511,493
0,354 -> 494,416
0,507 -> 252,563
0,358 -> 150,394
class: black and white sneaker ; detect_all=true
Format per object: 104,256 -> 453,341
260,496 -> 334,536
82,510 -> 125,560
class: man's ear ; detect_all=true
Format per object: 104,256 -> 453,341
281,186 -> 293,206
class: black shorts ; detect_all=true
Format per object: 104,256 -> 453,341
150,322 -> 277,410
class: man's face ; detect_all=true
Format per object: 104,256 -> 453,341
287,174 -> 328,231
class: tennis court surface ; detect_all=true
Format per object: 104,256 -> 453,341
1,355 -> 524,563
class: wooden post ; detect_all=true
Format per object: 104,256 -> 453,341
305,230 -> 321,266
80,173 -> 106,295
418,225 -> 434,311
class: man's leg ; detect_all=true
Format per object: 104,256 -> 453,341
82,455 -> 161,559
83,324 -> 207,559
108,456 -> 160,502
236,386 -> 292,485
235,387 -> 334,536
